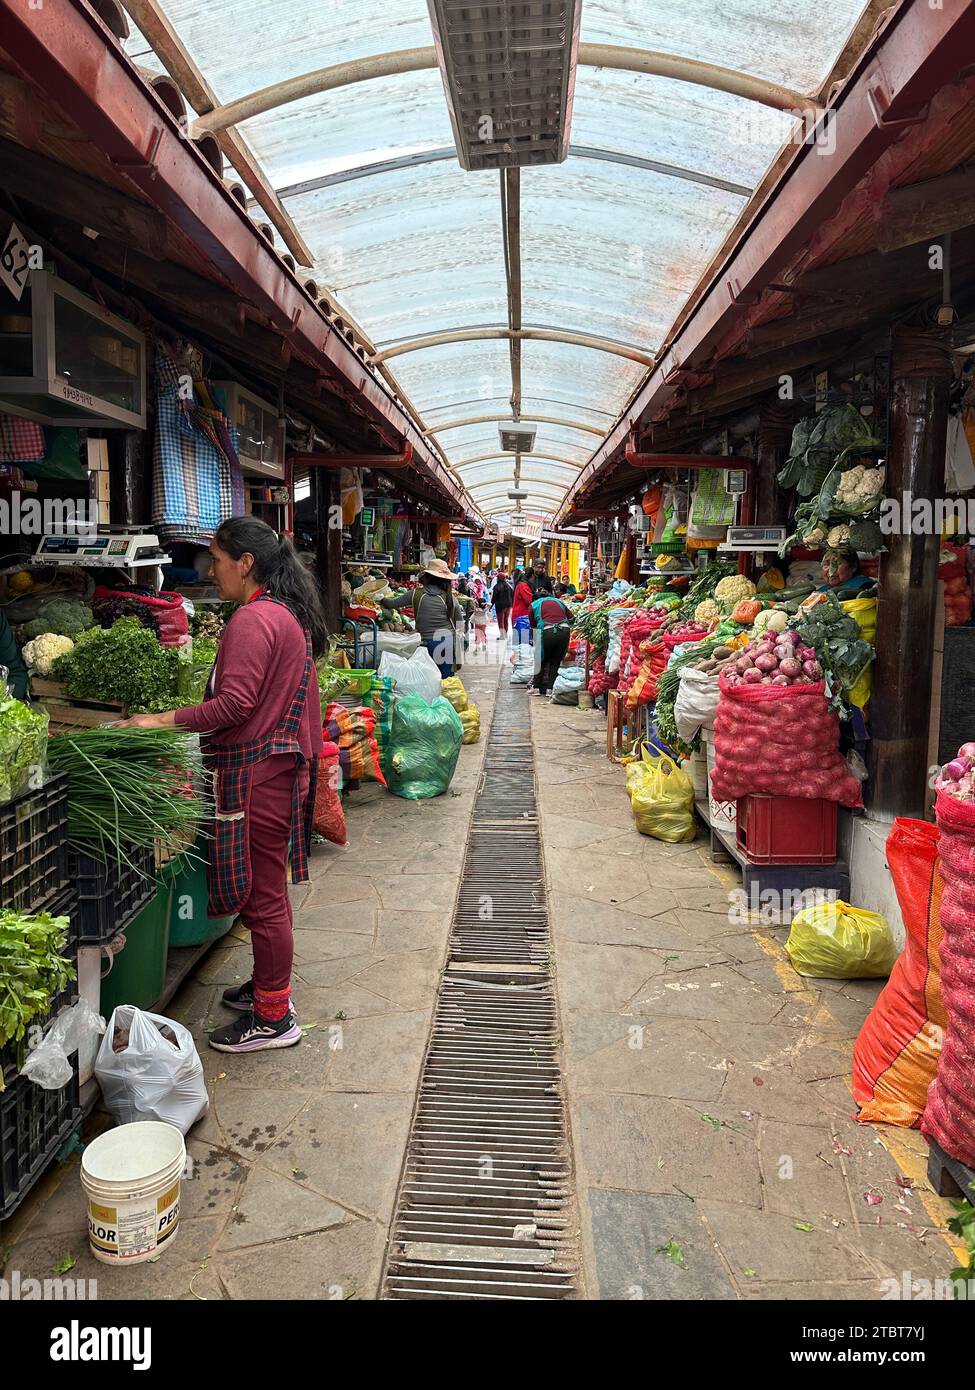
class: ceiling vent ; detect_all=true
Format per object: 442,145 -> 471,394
428,0 -> 582,170
499,423 -> 536,453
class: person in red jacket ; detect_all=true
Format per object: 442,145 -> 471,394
117,517 -> 325,1054
510,567 -> 535,650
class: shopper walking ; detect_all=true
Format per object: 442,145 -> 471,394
381,557 -> 463,675
116,516 -> 325,1054
510,567 -> 536,649
491,571 -> 513,636
472,597 -> 489,651
530,578 -> 573,698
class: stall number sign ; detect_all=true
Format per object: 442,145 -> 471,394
1,222 -> 35,302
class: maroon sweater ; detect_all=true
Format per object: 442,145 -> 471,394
175,600 -> 321,766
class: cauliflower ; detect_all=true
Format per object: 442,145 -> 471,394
836,463 -> 885,509
827,523 -> 852,548
714,574 -> 757,603
23,632 -> 75,676
694,598 -> 721,624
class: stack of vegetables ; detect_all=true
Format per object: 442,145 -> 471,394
616,611 -> 668,699
0,905 -> 75,1088
939,542 -> 972,627
778,405 -> 885,554
46,726 -> 207,866
587,654 -> 617,698
50,616 -> 182,713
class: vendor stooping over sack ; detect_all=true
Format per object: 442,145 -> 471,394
381,556 -> 462,676
116,517 -> 324,1055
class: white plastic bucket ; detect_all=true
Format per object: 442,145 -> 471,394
81,1121 -> 185,1265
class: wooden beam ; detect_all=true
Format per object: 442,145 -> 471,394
879,166 -> 975,253
120,0 -> 314,267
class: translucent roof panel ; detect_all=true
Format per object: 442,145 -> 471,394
283,163 -> 505,342
126,0 -> 874,517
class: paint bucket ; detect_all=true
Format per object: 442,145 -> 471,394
578,691 -> 594,711
81,1121 -> 185,1265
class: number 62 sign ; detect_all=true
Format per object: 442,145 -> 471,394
1,221 -> 41,302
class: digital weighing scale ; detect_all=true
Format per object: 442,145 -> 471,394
32,531 -> 172,568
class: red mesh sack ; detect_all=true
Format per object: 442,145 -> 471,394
312,739 -> 347,845
324,703 -> 386,788
93,586 -> 190,648
921,790 -> 975,1166
853,820 -> 945,1126
710,673 -> 863,806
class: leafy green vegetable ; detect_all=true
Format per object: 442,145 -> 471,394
795,596 -> 873,715
23,599 -> 94,640
0,696 -> 49,805
177,638 -> 218,705
570,599 -> 615,653
679,558 -> 737,618
316,662 -> 361,710
47,726 -> 208,864
0,908 -> 75,1075
778,406 -> 883,497
52,617 -> 180,713
948,1197 -> 975,1284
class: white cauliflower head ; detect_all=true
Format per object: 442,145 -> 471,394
694,598 -> 721,624
714,574 -> 757,603
22,632 -> 75,676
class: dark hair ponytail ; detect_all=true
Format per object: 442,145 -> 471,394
215,516 -> 328,657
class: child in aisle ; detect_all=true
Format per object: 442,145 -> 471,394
473,597 -> 489,651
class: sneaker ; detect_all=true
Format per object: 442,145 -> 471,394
208,1011 -> 301,1052
222,979 -> 255,1012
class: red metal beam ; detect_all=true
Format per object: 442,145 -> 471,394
557,0 -> 975,524
624,442 -> 753,470
0,0 -> 467,514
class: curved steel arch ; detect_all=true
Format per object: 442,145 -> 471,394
454,452 -> 584,472
191,44 -> 820,137
425,414 -> 604,439
371,326 -> 655,367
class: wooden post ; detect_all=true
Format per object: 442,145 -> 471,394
868,326 -> 952,818
315,468 -> 343,634
754,397 -> 794,526
107,430 -> 145,526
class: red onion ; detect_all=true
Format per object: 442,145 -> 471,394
801,659 -> 822,679
741,667 -> 763,683
771,674 -> 790,686
799,646 -> 817,662
779,658 -> 801,678
943,759 -> 967,781
958,743 -> 975,760
754,653 -> 778,673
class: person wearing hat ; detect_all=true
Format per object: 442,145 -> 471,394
381,557 -> 463,676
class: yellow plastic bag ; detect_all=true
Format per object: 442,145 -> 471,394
459,704 -> 481,744
627,746 -> 696,843
441,676 -> 468,712
786,899 -> 897,979
841,598 -> 877,709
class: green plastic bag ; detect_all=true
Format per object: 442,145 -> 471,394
786,899 -> 896,979
365,675 -> 396,774
388,693 -> 463,800
626,746 -> 696,843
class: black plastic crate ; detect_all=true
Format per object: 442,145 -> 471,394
0,891 -> 79,1088
70,844 -> 156,945
0,774 -> 69,914
0,1067 -> 81,1222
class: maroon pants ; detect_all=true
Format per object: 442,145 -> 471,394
496,606 -> 511,635
240,754 -> 308,1010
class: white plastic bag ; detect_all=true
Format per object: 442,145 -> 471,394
95,1006 -> 209,1134
674,665 -> 722,743
551,666 -> 585,705
510,642 -> 536,685
605,607 -> 634,674
377,646 -> 442,705
376,630 -> 422,660
20,999 -> 106,1091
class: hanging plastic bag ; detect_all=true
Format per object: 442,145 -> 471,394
626,745 -> 696,843
20,998 -> 106,1091
441,676 -> 469,712
786,900 -> 897,979
95,1006 -> 209,1134
673,665 -> 721,742
853,819 -> 945,1127
388,693 -> 463,800
378,646 -> 442,705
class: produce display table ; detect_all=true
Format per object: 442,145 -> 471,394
30,677 -> 126,733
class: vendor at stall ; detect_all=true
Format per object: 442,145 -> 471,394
816,548 -> 874,599
115,516 -> 325,1055
381,556 -> 462,676
0,607 -> 28,700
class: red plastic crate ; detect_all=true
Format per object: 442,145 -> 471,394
736,795 -> 837,865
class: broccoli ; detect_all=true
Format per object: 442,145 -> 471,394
23,600 -> 93,640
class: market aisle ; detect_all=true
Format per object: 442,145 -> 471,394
1,642 -> 505,1300
531,696 -> 964,1300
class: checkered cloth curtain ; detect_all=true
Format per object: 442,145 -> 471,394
0,413 -> 44,462
151,347 -> 245,543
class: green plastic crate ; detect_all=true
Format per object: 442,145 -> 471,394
165,836 -> 234,948
100,877 -> 172,1015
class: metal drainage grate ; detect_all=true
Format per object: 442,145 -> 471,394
382,678 -> 578,1299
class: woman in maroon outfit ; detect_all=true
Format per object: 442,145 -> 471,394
118,518 -> 325,1054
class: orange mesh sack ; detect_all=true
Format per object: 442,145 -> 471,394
852,819 -> 945,1127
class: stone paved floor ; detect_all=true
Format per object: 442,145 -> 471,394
1,641 -> 965,1299
531,694 -> 964,1300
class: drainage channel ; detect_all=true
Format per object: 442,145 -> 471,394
381,677 -> 578,1300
